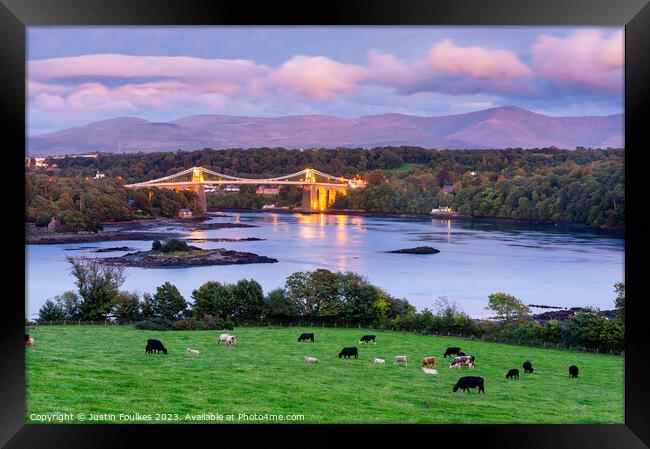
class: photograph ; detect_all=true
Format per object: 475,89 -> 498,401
22,24 -> 629,426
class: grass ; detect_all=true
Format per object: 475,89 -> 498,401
382,163 -> 419,174
25,326 -> 623,424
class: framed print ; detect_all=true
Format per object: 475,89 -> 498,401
2,0 -> 649,447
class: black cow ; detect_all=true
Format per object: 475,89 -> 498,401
458,351 -> 466,357
444,347 -> 462,358
298,332 -> 315,342
146,339 -> 167,354
569,365 -> 579,378
359,335 -> 376,344
339,347 -> 358,359
506,368 -> 520,379
523,361 -> 534,374
453,376 -> 485,394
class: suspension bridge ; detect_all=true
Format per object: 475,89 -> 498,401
124,167 -> 366,214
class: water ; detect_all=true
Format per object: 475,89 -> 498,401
26,212 -> 624,319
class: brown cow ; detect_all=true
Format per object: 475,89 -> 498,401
420,356 -> 437,369
26,337 -> 35,347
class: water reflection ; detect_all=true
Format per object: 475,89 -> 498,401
26,211 -> 624,319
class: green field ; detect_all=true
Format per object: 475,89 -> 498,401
26,326 -> 623,424
381,163 -> 420,174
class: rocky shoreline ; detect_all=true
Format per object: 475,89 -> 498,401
27,216 -> 258,245
386,246 -> 440,254
26,231 -> 185,245
101,248 -> 278,268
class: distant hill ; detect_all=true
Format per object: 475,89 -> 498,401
28,106 -> 624,155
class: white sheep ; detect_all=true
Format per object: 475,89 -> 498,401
394,355 -> 408,366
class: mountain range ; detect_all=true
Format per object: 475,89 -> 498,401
28,106 -> 623,155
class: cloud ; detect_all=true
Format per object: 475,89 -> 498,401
27,31 -> 624,134
29,53 -> 268,84
367,43 -> 534,96
427,39 -> 533,79
257,55 -> 368,99
531,29 -> 623,91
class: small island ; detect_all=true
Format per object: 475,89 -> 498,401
386,246 -> 440,255
101,239 -> 278,268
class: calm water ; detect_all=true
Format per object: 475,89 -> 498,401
26,212 -> 624,319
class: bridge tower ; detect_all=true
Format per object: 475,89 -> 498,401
190,168 -> 207,215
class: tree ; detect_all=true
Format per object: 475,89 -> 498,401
37,299 -> 64,322
232,279 -> 264,321
151,240 -> 162,252
614,282 -> 624,321
112,291 -> 142,323
263,288 -> 298,321
284,269 -> 342,320
486,292 -> 530,324
66,256 -> 126,321
150,282 -> 187,320
191,281 -> 235,320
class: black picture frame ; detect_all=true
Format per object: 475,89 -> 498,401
2,1 -> 649,447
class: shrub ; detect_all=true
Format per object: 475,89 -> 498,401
133,318 -> 172,330
224,320 -> 235,330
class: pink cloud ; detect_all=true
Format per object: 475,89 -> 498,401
427,39 -> 533,79
260,55 -> 368,99
367,46 -> 534,95
531,30 -> 623,90
29,54 -> 267,83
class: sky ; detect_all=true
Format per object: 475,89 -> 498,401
27,26 -> 624,135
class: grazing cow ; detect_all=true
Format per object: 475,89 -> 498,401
373,358 -> 385,365
523,361 -> 534,374
449,355 -> 475,369
569,365 -> 579,378
394,355 -> 408,366
421,367 -> 439,376
298,332 -> 315,342
304,356 -> 319,363
506,368 -> 520,379
458,352 -> 466,357
453,376 -> 485,394
359,335 -> 376,344
145,339 -> 167,354
186,348 -> 200,355
26,337 -> 35,347
420,356 -> 437,369
444,347 -> 462,358
226,335 -> 237,346
218,333 -> 232,344
339,347 -> 358,359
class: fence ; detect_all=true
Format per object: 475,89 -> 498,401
28,319 -> 622,356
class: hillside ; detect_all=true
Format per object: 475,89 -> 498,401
28,106 -> 623,155
26,326 -> 623,424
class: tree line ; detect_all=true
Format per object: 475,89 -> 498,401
26,174 -> 203,232
31,146 -> 624,229
36,256 -> 625,352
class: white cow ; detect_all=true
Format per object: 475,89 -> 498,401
394,355 -> 408,366
26,337 -> 35,347
373,358 -> 386,365
218,333 -> 232,344
304,356 -> 319,363
421,367 -> 439,376
186,348 -> 200,355
226,335 -> 237,346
